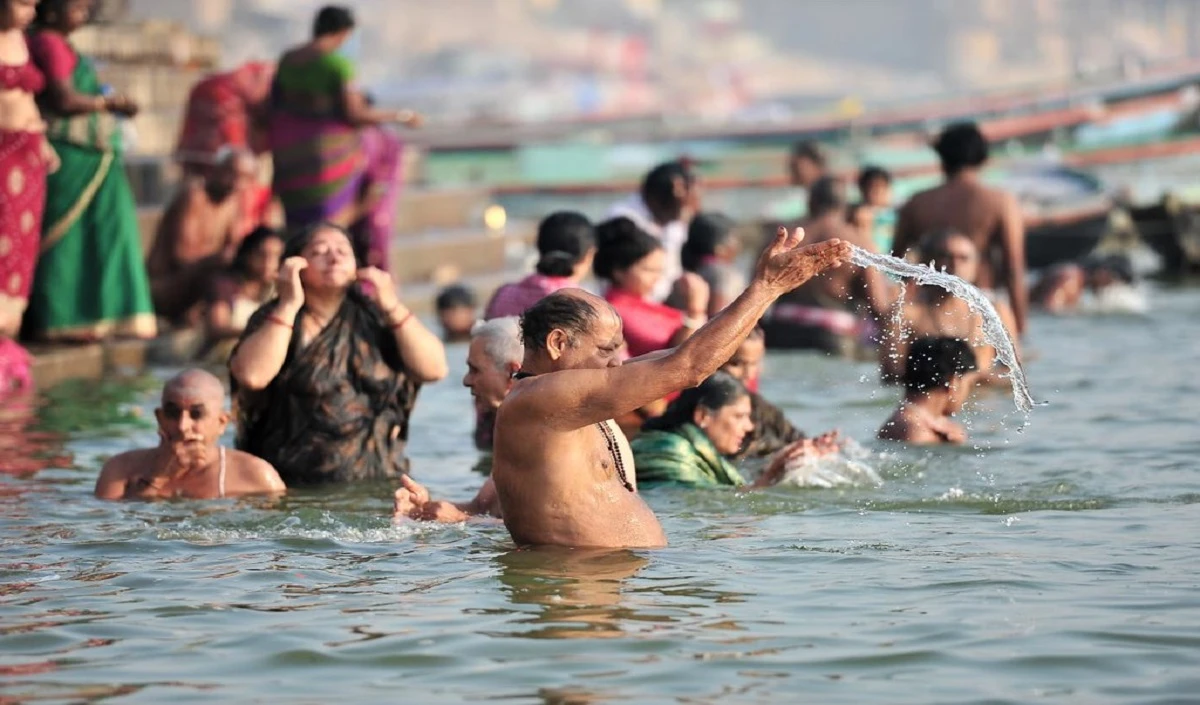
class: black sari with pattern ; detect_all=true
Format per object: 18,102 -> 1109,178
231,294 -> 420,485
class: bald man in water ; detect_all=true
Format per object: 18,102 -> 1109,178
489,227 -> 852,549
95,370 -> 284,501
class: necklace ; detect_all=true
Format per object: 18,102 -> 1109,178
596,420 -> 635,493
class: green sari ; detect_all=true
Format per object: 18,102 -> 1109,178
631,423 -> 748,489
25,37 -> 155,341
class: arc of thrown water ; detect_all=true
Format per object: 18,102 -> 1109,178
850,245 -> 1036,413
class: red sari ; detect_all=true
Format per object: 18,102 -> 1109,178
0,47 -> 47,333
605,288 -> 684,358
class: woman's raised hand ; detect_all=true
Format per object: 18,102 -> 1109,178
356,267 -> 401,314
277,257 -> 308,312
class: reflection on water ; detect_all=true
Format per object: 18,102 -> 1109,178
494,549 -> 649,640
1,284 -> 1199,702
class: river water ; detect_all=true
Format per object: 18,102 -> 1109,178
2,284 -> 1199,704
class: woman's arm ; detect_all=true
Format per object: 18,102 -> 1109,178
341,87 -> 419,127
357,268 -> 448,383
229,259 -> 306,390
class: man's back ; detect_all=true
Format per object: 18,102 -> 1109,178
896,180 -> 1009,290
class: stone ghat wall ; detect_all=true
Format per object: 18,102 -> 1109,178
73,21 -> 219,159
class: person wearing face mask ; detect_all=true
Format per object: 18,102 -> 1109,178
24,0 -> 155,342
228,222 -> 448,485
147,148 -> 262,326
631,372 -> 834,489
94,369 -> 285,500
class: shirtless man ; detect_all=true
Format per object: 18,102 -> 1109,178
147,148 -> 259,324
880,229 -> 1017,385
878,337 -> 977,445
892,122 -> 1029,335
488,227 -> 852,549
392,317 -> 523,523
95,369 -> 284,500
762,177 -> 892,354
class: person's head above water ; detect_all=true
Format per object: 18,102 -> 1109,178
284,222 -> 361,295
857,165 -> 893,207
788,141 -> 826,189
156,369 -> 230,466
35,0 -> 91,33
903,337 -> 978,397
682,212 -> 739,272
232,226 -> 284,283
640,160 -> 698,223
643,372 -> 754,456
464,317 -> 523,413
436,284 -> 478,342
919,228 -> 979,283
519,289 -> 623,373
535,211 -> 596,281
313,4 -> 355,43
934,122 -> 989,177
808,176 -> 847,218
594,217 -> 666,299
721,326 -> 765,392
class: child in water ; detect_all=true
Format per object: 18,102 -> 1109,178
878,336 -> 977,445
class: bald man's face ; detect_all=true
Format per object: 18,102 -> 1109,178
155,383 -> 229,466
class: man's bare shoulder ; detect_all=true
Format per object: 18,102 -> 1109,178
228,450 -> 286,492
101,448 -> 157,475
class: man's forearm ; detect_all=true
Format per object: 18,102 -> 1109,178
669,282 -> 777,388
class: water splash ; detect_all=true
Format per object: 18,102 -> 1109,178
850,246 -> 1036,413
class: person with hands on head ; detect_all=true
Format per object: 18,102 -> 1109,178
228,222 -> 448,486
489,225 -> 852,549
95,369 -> 285,501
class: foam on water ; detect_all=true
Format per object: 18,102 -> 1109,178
850,245 -> 1036,413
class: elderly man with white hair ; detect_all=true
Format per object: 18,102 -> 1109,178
394,316 -> 523,523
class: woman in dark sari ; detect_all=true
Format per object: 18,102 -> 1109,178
228,223 -> 448,485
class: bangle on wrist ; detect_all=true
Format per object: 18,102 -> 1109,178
266,313 -> 293,330
390,311 -> 414,331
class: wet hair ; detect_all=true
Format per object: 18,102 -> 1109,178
791,141 -> 826,167
643,372 -> 749,433
519,291 -> 601,351
857,165 -> 892,196
808,176 -> 847,216
313,5 -> 355,38
471,316 -> 523,368
436,284 -> 477,312
934,122 -> 989,175
903,337 -> 978,394
918,228 -> 975,262
640,160 -> 694,210
592,217 -> 663,281
535,211 -> 595,277
682,212 -> 736,272
232,226 -> 284,278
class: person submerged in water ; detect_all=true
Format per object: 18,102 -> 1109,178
95,369 -> 285,500
720,327 -> 842,459
878,337 -> 977,446
879,228 -> 1017,387
631,372 -> 835,489
487,227 -> 852,549
391,317 -> 524,523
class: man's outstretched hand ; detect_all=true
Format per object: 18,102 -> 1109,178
753,227 -> 854,296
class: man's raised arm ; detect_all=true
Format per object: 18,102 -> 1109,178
515,228 -> 853,431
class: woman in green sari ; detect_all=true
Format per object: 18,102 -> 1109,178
632,372 -> 826,489
25,0 -> 155,342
